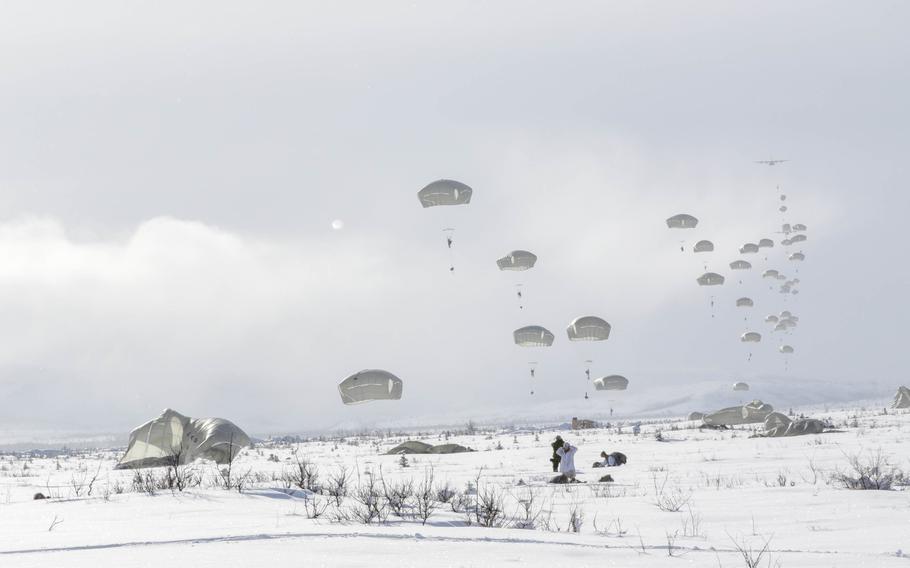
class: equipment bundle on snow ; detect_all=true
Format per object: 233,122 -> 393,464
892,386 -> 910,409
116,408 -> 250,469
760,412 -> 827,437
702,400 -> 774,427
385,441 -> 473,455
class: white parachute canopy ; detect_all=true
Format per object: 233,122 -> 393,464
417,179 -> 473,208
116,408 -> 251,469
338,370 -> 404,405
733,382 -> 750,392
792,223 -> 808,231
758,238 -> 775,249
666,214 -> 699,228
693,240 -> 715,253
790,234 -> 808,244
736,297 -> 754,308
697,272 -> 725,286
780,345 -> 795,354
762,269 -> 780,279
739,243 -> 760,254
567,316 -> 612,341
496,250 -> 538,271
514,325 -> 555,347
779,205 -> 788,213
789,252 -> 806,262
741,332 -> 762,343
765,315 -> 779,323
594,375 -> 629,391
730,260 -> 752,270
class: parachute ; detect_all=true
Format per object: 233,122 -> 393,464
594,375 -> 629,391
514,325 -> 555,347
781,223 -> 792,234
730,260 -> 752,270
741,332 -> 762,343
736,297 -> 754,308
790,234 -> 807,244
666,214 -> 699,228
116,409 -> 250,469
732,382 -> 750,392
779,345 -> 795,354
781,238 -> 792,246
417,180 -> 473,208
789,252 -> 806,262
739,243 -> 760,254
779,205 -> 788,213
693,240 -> 714,253
758,238 -> 774,249
765,315 -> 779,323
762,269 -> 780,279
497,250 -> 538,271
339,370 -> 404,405
566,316 -> 611,341
697,272 -> 725,286
792,223 -> 808,232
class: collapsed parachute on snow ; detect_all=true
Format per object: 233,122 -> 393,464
116,409 -> 250,469
702,400 -> 774,426
339,370 -> 404,405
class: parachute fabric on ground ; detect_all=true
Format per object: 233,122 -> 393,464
116,409 -> 251,469
687,411 -> 705,421
566,316 -> 611,341
514,326 -> 555,347
593,375 -> 629,391
891,386 -> 910,409
760,412 -> 827,437
697,272 -> 725,286
496,250 -> 538,271
666,214 -> 699,228
730,260 -> 752,270
693,240 -> 714,252
338,370 -> 404,405
417,179 -> 473,208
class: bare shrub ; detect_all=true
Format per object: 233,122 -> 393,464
435,481 -> 456,504
567,502 -> 585,533
472,485 -> 506,527
413,469 -> 438,525
680,504 -> 703,538
511,487 -> 543,529
303,494 -> 329,519
729,534 -> 773,568
831,449 -> 904,490
381,476 -> 414,518
349,471 -> 388,524
288,452 -> 321,492
652,471 -> 691,512
326,465 -> 351,506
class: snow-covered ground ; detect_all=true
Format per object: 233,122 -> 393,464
1,404 -> 908,567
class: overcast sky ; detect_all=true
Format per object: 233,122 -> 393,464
1,1 -> 907,434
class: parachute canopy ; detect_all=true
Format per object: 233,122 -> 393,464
736,297 -> 754,308
496,250 -> 538,271
789,252 -> 806,262
339,370 -> 404,405
514,325 -> 555,347
790,234 -> 807,244
417,179 -> 473,208
761,412 -> 826,437
758,238 -> 775,249
697,272 -> 725,286
567,316 -> 611,341
693,240 -> 715,253
765,315 -> 779,323
739,243 -> 760,254
732,382 -> 750,392
892,386 -> 910,409
741,332 -> 762,343
116,409 -> 250,469
730,260 -> 752,270
792,223 -> 807,232
762,269 -> 780,279
666,214 -> 698,228
703,400 -> 774,426
594,375 -> 629,391
779,345 -> 795,354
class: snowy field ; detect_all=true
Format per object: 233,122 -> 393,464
1,404 -> 908,568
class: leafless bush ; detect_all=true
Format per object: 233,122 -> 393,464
472,485 -> 506,527
800,457 -> 822,485
665,529 -> 681,557
381,476 -> 414,518
567,502 -> 585,533
831,449 -> 904,490
303,494 -> 329,519
729,534 -> 773,568
217,461 -> 252,493
413,469 -> 438,525
652,471 -> 691,512
48,515 -> 64,532
349,471 -> 388,524
288,452 -> 321,492
510,487 -> 543,529
592,513 -> 627,537
681,504 -> 703,538
435,481 -> 456,504
326,465 -> 351,506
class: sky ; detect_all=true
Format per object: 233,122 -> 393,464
0,1 -> 908,435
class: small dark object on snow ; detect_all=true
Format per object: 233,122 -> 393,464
549,474 -> 583,484
33,492 -> 47,500
598,474 -> 614,483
